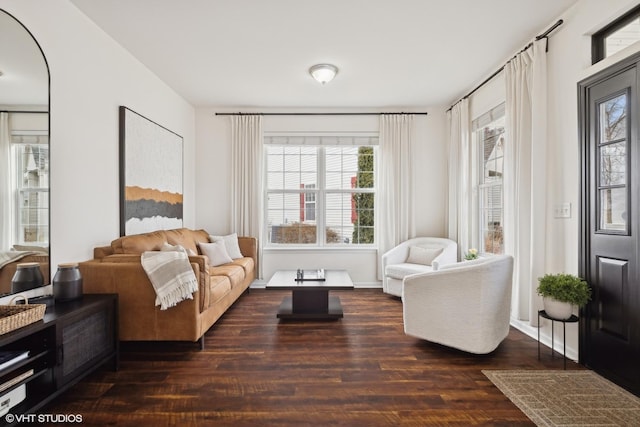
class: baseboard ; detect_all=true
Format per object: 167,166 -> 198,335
510,318 -> 579,363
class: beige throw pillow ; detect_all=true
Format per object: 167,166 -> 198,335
406,246 -> 443,266
198,241 -> 233,266
209,233 -> 243,259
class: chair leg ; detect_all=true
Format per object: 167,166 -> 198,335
199,336 -> 205,350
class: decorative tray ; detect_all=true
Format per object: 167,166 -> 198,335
0,304 -> 46,335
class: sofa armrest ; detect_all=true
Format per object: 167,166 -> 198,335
431,242 -> 458,270
79,257 -> 208,312
381,241 -> 412,271
238,236 -> 258,273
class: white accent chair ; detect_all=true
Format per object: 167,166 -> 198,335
381,237 -> 457,297
402,254 -> 514,354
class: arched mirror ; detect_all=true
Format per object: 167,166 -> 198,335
0,9 -> 50,296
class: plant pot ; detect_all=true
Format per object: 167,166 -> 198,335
543,296 -> 573,320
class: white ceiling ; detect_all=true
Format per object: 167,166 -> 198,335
69,0 -> 578,109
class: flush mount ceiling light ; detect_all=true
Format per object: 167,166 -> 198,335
309,63 -> 338,85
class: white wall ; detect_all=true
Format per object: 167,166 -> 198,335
0,0 -> 196,273
195,107 -> 447,285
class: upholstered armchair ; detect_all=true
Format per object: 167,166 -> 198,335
402,254 -> 514,354
381,237 -> 457,297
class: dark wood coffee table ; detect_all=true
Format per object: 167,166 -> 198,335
266,270 -> 354,320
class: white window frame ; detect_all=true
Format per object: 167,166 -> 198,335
264,134 -> 377,249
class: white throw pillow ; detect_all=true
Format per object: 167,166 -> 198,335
209,233 -> 243,259
406,246 -> 443,266
198,241 -> 233,266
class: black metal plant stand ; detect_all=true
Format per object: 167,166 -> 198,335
537,310 -> 579,369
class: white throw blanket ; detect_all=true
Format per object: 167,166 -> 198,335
0,251 -> 43,270
141,251 -> 198,310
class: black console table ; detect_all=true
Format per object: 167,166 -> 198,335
0,294 -> 118,424
537,309 -> 579,369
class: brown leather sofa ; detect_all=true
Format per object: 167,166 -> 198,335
79,228 -> 256,348
0,254 -> 50,295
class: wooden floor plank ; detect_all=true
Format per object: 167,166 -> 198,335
45,289 -> 582,426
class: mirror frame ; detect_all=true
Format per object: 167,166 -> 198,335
0,8 -> 51,292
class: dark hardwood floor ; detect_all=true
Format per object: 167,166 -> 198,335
45,289 -> 582,426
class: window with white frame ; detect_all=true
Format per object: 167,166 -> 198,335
13,133 -> 49,246
265,135 -> 376,247
472,104 -> 505,255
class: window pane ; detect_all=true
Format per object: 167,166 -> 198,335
605,17 -> 640,58
326,146 -> 374,190
599,188 -> 627,232
479,185 -> 503,254
600,142 -> 626,186
266,172 -> 284,189
352,192 -> 374,244
266,152 -> 284,172
267,192 -> 317,244
18,190 -> 49,244
599,94 -> 627,142
325,192 -> 374,245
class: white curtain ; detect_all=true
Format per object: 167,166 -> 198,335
504,39 -> 548,325
446,99 -> 471,260
230,115 -> 263,278
0,113 -> 13,251
378,114 -> 415,269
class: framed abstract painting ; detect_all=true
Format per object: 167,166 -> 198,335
119,106 -> 183,236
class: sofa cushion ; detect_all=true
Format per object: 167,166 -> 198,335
209,264 -> 246,289
406,246 -> 442,266
231,257 -> 255,276
165,228 -> 209,255
199,241 -> 233,266
113,231 -> 167,254
209,275 -> 232,306
385,262 -> 433,280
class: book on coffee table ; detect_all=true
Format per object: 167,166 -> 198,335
295,269 -> 326,281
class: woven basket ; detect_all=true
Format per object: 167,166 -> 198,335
0,304 -> 46,335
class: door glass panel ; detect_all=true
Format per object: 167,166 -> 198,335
599,188 -> 627,231
599,94 -> 627,142
599,142 -> 626,186
597,91 -> 629,234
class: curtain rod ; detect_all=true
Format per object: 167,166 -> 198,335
215,112 -> 428,116
0,110 -> 48,114
446,19 -> 564,113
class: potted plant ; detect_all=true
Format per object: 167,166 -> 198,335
464,248 -> 478,261
537,273 -> 591,320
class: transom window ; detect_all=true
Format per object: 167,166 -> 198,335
473,104 -> 505,255
265,136 -> 376,247
593,5 -> 640,63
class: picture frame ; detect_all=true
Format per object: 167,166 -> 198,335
119,106 -> 183,236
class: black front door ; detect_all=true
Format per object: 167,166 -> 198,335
579,55 -> 640,395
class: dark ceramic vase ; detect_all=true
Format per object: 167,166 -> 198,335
53,263 -> 83,302
11,262 -> 44,293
